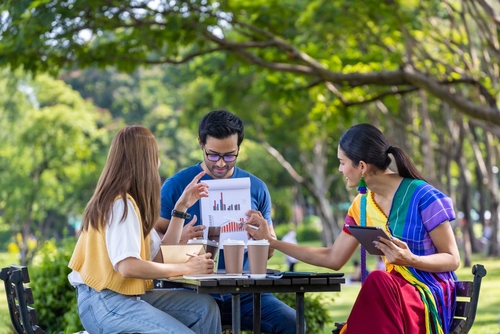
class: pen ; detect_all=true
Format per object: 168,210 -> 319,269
223,216 -> 259,230
245,224 -> 259,230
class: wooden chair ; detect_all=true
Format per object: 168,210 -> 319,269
332,264 -> 487,334
451,264 -> 487,334
0,264 -> 88,334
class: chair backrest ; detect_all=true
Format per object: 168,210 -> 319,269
450,264 -> 487,334
0,265 -> 45,334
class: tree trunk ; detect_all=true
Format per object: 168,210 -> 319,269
456,120 -> 474,266
261,138 -> 340,246
485,132 -> 500,256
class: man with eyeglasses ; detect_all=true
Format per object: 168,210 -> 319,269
155,110 -> 297,333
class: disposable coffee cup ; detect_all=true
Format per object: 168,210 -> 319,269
222,239 -> 245,275
187,239 -> 220,273
247,239 -> 270,279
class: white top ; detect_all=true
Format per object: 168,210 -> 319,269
68,199 -> 161,286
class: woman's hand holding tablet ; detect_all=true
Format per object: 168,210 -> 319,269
346,225 -> 393,255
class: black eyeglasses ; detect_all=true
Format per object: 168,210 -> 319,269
204,149 -> 238,162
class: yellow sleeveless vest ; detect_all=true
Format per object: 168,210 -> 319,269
68,194 -> 153,295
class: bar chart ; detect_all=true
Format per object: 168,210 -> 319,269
212,192 -> 242,211
200,178 -> 251,247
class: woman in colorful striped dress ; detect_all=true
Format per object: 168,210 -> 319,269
245,123 -> 460,334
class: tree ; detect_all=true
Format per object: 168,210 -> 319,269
0,0 -> 499,125
0,72 -> 111,264
2,0 -> 499,258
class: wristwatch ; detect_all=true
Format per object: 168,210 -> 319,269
171,209 -> 192,220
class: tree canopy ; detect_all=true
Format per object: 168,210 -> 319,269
1,0 -> 500,260
1,0 -> 499,125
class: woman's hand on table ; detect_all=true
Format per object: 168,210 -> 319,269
185,253 -> 214,275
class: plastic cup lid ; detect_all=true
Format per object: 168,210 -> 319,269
187,239 -> 207,244
187,239 -> 219,246
206,240 -> 219,246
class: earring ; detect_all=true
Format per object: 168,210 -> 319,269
358,176 -> 367,194
358,175 -> 368,283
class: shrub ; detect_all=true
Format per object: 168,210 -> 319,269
274,223 -> 295,240
296,224 -> 321,242
30,237 -> 84,334
273,292 -> 332,333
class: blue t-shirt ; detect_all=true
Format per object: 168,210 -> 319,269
160,163 -> 272,270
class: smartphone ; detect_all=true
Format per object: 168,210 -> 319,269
346,225 -> 392,255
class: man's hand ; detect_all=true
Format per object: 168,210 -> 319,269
176,171 -> 209,211
179,216 -> 206,244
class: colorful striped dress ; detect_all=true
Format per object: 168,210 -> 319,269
342,178 -> 457,334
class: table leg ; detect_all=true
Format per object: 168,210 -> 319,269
232,293 -> 241,334
253,293 -> 261,334
296,292 -> 305,334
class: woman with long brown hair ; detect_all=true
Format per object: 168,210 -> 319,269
68,125 -> 221,334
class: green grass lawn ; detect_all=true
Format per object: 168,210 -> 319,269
0,246 -> 498,334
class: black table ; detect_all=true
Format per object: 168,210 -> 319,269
154,273 -> 345,334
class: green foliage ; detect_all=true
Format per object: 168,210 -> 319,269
274,223 -> 295,240
294,216 -> 322,242
236,140 -> 295,224
296,224 -> 321,242
61,66 -> 203,181
30,238 -> 84,334
0,71 -> 112,264
0,228 -> 12,251
273,291 -> 332,333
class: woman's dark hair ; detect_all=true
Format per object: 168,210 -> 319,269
198,110 -> 244,146
339,123 -> 425,180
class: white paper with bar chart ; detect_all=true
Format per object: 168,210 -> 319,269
200,177 -> 251,248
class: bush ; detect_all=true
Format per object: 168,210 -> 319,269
273,292 -> 332,333
296,224 -> 321,242
274,223 -> 295,240
30,237 -> 84,334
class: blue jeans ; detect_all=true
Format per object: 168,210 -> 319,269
214,293 -> 298,333
77,285 -> 221,334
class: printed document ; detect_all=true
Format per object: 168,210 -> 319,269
200,178 -> 251,248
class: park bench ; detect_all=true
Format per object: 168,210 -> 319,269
332,263 -> 487,334
0,264 -> 87,334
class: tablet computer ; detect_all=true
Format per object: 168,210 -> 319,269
280,272 -> 344,278
346,225 -> 392,255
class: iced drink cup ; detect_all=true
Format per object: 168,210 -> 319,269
187,239 -> 219,260
208,226 -> 221,244
247,239 -> 270,279
187,239 -> 220,272
223,239 -> 245,275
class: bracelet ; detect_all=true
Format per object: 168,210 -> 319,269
171,209 -> 191,220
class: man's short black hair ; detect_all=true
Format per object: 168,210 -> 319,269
198,110 -> 244,146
